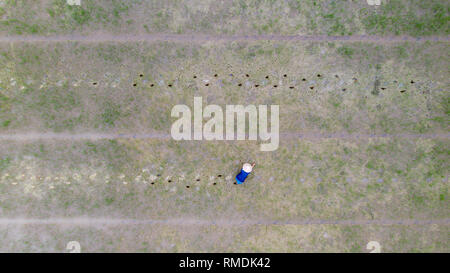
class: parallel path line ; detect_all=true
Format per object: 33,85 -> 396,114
0,34 -> 449,43
0,132 -> 448,141
0,218 -> 448,226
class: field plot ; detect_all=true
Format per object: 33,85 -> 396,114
0,0 -> 448,252
0,0 -> 448,36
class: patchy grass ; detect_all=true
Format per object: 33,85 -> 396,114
361,0 -> 449,36
0,42 -> 447,134
0,138 -> 448,219
0,0 -> 448,35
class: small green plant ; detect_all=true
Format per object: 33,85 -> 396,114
101,102 -> 121,126
337,46 -> 355,58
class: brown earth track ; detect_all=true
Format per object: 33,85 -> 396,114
0,34 -> 448,43
0,217 -> 448,226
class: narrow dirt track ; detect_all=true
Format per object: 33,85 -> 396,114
0,34 -> 448,43
0,132 -> 448,141
0,217 -> 448,226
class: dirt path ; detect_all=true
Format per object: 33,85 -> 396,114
0,34 -> 448,43
0,217 -> 448,226
0,132 -> 448,141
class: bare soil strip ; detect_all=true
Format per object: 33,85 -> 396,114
0,218 -> 448,226
0,132 -> 448,141
0,34 -> 448,43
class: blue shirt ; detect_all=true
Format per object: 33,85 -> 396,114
236,169 -> 250,184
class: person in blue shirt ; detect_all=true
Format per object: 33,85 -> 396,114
235,163 -> 255,184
